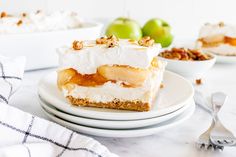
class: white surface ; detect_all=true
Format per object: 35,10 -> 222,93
158,55 -> 216,78
38,71 -> 194,120
39,96 -> 192,129
58,40 -> 161,74
0,22 -> 103,71
2,0 -> 236,39
10,63 -> 236,157
42,100 -> 195,138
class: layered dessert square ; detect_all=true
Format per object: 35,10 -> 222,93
196,22 -> 236,56
57,36 -> 166,111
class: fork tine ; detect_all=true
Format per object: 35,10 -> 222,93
215,145 -> 224,151
207,144 -> 214,150
196,142 -> 224,151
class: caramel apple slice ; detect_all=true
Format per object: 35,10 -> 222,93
57,68 -> 77,90
225,36 -> 236,46
97,65 -> 149,87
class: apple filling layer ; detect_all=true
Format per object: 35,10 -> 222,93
58,57 -> 160,89
58,65 -> 153,89
198,36 -> 236,48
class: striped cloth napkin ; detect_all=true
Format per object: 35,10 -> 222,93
0,55 -> 118,157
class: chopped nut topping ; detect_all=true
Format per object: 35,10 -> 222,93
107,35 -> 118,41
128,39 -> 136,43
16,20 -> 23,26
219,22 -> 225,27
72,40 -> 83,50
160,83 -> 164,88
36,10 -> 41,14
96,35 -> 119,48
106,35 -> 119,48
138,36 -> 154,47
0,12 -> 7,18
22,13 -> 27,17
159,47 -> 212,61
106,39 -> 118,48
195,79 -> 202,85
128,39 -> 138,45
96,35 -> 119,47
96,37 -> 108,44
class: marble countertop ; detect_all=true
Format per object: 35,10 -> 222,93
10,64 -> 236,157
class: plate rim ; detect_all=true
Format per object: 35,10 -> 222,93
38,70 -> 194,120
39,96 -> 193,129
43,100 -> 195,138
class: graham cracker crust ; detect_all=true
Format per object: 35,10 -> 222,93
66,96 -> 151,112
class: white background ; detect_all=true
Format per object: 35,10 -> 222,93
1,0 -> 236,38
2,1 -> 236,156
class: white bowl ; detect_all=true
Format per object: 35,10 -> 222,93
158,54 -> 216,78
0,22 -> 103,71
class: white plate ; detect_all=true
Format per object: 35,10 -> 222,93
39,96 -> 193,129
43,100 -> 195,138
38,71 -> 194,120
158,56 -> 216,78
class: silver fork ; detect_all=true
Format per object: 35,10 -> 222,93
210,92 -> 236,147
196,121 -> 224,150
194,90 -> 224,150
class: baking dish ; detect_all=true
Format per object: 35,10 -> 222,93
0,22 -> 103,70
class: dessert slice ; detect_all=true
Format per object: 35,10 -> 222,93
57,36 -> 166,111
196,22 -> 236,56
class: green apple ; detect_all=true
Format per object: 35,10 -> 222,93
105,17 -> 142,40
142,18 -> 173,47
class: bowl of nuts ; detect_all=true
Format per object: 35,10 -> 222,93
158,47 -> 216,78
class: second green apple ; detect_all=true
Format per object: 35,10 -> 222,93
142,18 -> 173,47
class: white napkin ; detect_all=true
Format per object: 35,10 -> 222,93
0,143 -> 54,157
0,56 -> 118,157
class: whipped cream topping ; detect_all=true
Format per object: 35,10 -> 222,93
0,11 -> 83,34
199,23 -> 236,38
62,61 -> 165,103
58,39 -> 162,74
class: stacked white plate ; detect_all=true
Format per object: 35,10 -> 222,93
38,71 -> 195,138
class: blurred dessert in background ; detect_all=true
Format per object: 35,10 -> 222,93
196,22 -> 236,56
0,11 -> 84,34
57,36 -> 166,111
